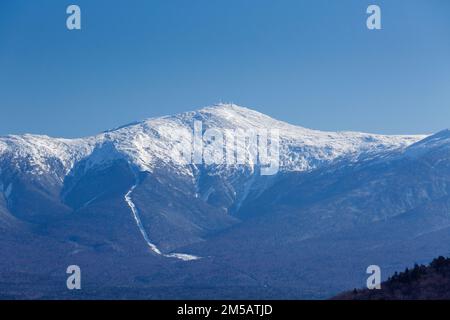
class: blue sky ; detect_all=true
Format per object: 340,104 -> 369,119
0,0 -> 449,137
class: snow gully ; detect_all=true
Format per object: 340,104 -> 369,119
124,183 -> 200,261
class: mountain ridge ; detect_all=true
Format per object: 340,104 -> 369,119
0,103 -> 428,177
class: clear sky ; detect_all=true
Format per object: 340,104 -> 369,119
0,0 -> 449,137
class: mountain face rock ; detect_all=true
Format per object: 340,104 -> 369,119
1,104 -> 449,299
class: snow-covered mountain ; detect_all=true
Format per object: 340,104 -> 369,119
2,104 -> 450,300
0,103 -> 426,229
0,104 -> 425,179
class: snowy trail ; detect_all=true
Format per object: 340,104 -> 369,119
124,184 -> 200,261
